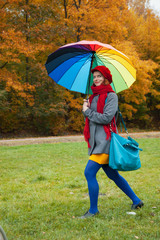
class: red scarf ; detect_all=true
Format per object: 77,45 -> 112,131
83,84 -> 117,148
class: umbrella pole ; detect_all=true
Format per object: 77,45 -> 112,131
87,53 -> 94,100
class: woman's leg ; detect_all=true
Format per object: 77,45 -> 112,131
102,165 -> 141,204
84,160 -> 101,214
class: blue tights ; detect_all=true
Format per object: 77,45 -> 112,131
84,160 -> 141,214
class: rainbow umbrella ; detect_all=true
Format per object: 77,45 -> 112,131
45,40 -> 136,95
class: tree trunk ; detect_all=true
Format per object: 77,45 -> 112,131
25,0 -> 29,108
64,0 -> 68,44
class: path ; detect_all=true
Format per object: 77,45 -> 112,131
0,131 -> 159,146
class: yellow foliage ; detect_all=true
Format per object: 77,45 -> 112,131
156,104 -> 160,109
0,0 -> 160,134
114,41 -> 158,105
120,103 -> 137,120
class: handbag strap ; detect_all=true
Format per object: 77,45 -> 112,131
118,107 -> 129,135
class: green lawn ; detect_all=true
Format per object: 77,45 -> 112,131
0,139 -> 160,240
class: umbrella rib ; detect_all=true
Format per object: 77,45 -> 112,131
101,55 -> 135,88
95,54 -> 116,91
98,52 -> 134,72
96,46 -> 108,54
96,45 -> 131,63
45,48 -> 92,74
50,53 -> 90,84
69,53 -> 93,91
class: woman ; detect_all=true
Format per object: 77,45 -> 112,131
80,66 -> 144,219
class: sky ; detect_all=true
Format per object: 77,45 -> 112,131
149,0 -> 160,15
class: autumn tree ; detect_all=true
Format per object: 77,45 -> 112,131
0,0 -> 68,135
0,0 -> 160,136
125,3 -> 160,128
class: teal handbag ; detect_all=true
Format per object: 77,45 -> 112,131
109,109 -> 143,171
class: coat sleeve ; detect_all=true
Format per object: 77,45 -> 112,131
83,93 -> 118,125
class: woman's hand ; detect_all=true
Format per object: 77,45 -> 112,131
83,99 -> 90,112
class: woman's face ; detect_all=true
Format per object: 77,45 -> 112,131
93,71 -> 106,86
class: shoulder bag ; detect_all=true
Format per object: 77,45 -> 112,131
109,109 -> 142,171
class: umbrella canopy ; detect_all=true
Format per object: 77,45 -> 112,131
45,40 -> 136,94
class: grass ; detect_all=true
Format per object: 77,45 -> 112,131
0,138 -> 160,240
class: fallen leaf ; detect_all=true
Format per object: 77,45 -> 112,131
135,236 -> 139,239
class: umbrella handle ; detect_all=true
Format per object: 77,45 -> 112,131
87,53 -> 95,99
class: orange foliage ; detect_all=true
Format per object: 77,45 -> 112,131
63,90 -> 84,132
0,0 -> 160,135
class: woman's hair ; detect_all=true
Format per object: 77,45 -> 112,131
103,78 -> 110,85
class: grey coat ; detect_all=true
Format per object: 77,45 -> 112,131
83,92 -> 118,155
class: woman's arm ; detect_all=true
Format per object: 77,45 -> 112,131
83,93 -> 118,125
